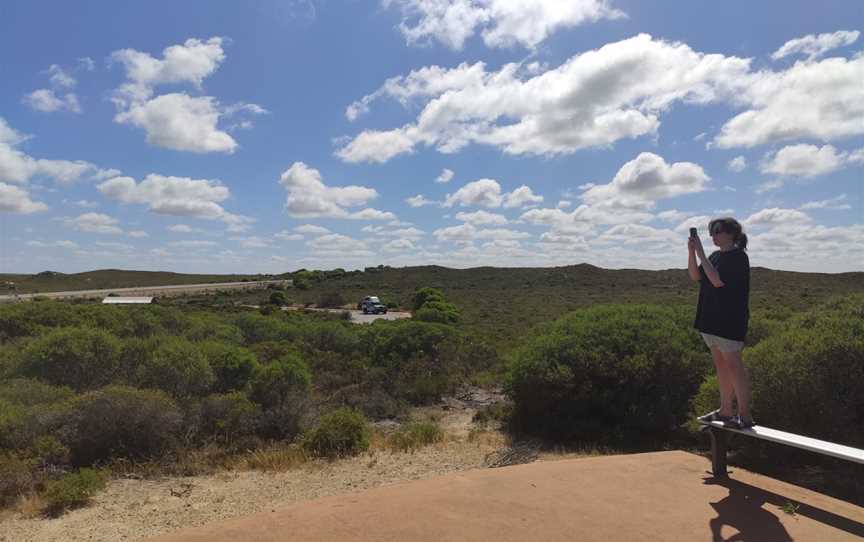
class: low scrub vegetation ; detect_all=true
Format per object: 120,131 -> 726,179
0,277 -> 861,511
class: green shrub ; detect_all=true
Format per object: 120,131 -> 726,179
42,468 -> 106,516
744,295 -> 864,448
198,393 -> 260,445
317,292 -> 345,308
0,453 -> 37,507
249,355 -> 311,409
58,386 -> 182,465
505,304 -> 707,442
388,421 -> 443,452
18,327 -> 123,391
134,337 -> 215,397
414,306 -> 459,325
0,378 -> 75,407
303,408 -> 370,459
269,291 -> 287,306
411,287 -> 445,311
199,342 -> 259,394
233,313 -> 298,344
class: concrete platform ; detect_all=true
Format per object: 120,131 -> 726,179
148,451 -> 864,542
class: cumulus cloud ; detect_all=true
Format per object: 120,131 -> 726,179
168,240 -> 217,248
275,231 -> 305,241
27,240 -> 79,249
109,37 -> 264,153
383,0 -> 625,50
406,194 -> 437,207
0,183 -> 48,214
727,156 -> 747,172
294,224 -> 330,234
760,144 -> 849,177
115,93 -> 237,153
22,89 -> 81,113
349,208 -> 397,221
444,179 -> 503,208
714,53 -> 864,148
455,210 -> 507,225
127,230 -> 149,238
0,119 -> 119,185
382,238 -> 416,252
307,233 -> 370,253
771,30 -> 859,61
67,212 -> 124,234
743,208 -> 813,228
502,185 -> 543,208
436,168 -> 455,183
800,194 -> 851,211
278,162 -> 379,218
581,152 -> 709,210
110,37 -> 227,104
98,174 -> 250,228
433,222 -> 530,242
22,63 -> 88,114
338,34 -> 750,162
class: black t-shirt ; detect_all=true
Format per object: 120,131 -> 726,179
694,248 -> 750,341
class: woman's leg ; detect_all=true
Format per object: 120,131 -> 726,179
711,346 -> 735,416
721,350 -> 752,420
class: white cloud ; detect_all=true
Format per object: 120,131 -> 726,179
406,194 -> 437,207
760,144 -> 847,177
0,183 -> 47,214
673,215 -> 712,234
715,53 -> 864,148
433,222 -> 530,242
338,34 -> 750,162
47,64 -> 76,88
73,200 -> 99,208
27,240 -> 79,249
95,241 -> 134,251
728,156 -> 747,172
78,57 -> 95,71
656,209 -> 690,223
22,89 -> 81,113
0,118 -> 29,146
596,223 -> 679,245
168,224 -> 195,233
743,208 -> 813,228
557,200 -> 572,209
800,194 -> 851,211
349,208 -> 397,221
127,230 -> 149,238
581,152 -> 709,210
68,212 -> 124,234
0,122 -> 118,185
98,174 -> 249,229
279,162 -> 378,218
109,37 -> 262,153
168,240 -> 217,248
502,185 -> 543,208
771,30 -> 859,61
455,210 -> 507,225
372,227 -> 425,240
110,37 -> 227,105
229,236 -> 271,248
444,178 -> 503,208
115,93 -> 237,153
307,233 -> 369,252
275,231 -> 304,241
383,0 -> 625,50
435,168 -> 455,183
383,239 -> 416,252
294,224 -> 330,234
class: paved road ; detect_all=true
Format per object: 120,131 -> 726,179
0,280 -> 291,302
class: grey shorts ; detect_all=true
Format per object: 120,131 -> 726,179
701,332 -> 744,353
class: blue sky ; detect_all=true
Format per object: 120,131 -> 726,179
1,0 -> 861,274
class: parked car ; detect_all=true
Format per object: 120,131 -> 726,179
358,296 -> 387,314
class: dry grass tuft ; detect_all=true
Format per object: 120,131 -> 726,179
240,444 -> 309,472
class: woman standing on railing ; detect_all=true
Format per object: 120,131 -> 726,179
688,217 -> 755,429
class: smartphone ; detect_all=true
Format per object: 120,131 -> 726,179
689,227 -> 697,238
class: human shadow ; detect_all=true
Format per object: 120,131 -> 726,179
703,476 -> 864,541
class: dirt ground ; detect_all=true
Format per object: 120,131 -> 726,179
0,389 -> 526,542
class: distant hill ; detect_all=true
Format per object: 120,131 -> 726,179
3,264 -> 862,351
0,269 -> 285,294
